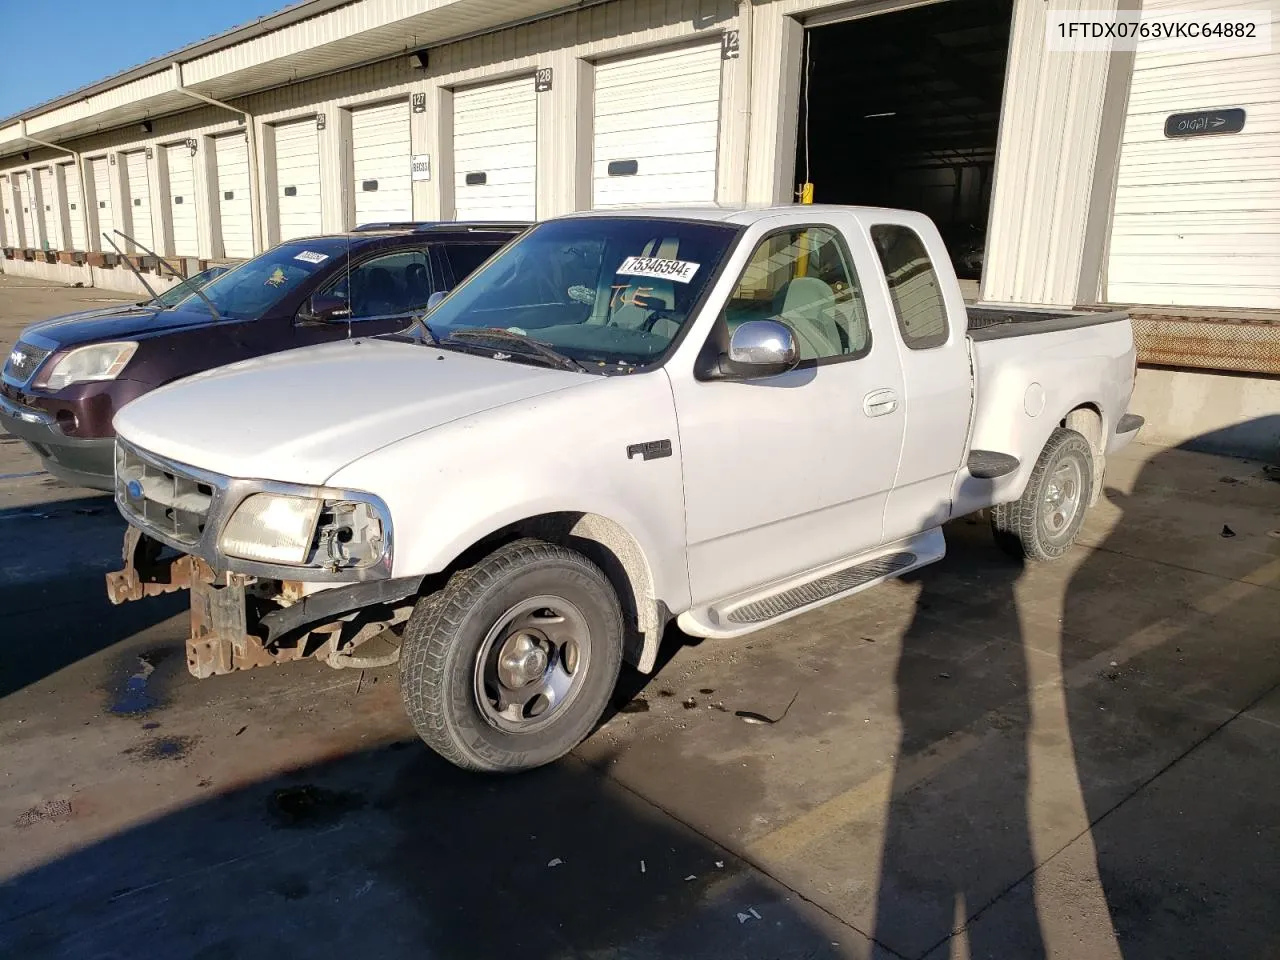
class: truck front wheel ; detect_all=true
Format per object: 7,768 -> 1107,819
399,539 -> 623,773
991,427 -> 1095,563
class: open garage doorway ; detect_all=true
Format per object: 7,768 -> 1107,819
795,0 -> 1013,281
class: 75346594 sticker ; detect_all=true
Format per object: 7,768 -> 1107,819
617,256 -> 700,284
294,250 -> 330,264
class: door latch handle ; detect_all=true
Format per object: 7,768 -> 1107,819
863,388 -> 899,417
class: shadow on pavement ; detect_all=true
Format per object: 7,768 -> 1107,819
0,741 -> 844,960
0,494 -> 187,699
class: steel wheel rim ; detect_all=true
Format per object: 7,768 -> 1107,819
1042,456 -> 1084,538
474,595 -> 591,734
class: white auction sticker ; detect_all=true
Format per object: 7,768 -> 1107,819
617,256 -> 700,284
294,250 -> 330,264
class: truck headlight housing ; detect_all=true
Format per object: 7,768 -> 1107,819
220,493 -> 322,565
37,341 -> 138,390
218,492 -> 388,570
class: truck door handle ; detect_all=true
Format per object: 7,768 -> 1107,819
863,389 -> 899,417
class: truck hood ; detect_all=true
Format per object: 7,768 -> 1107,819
112,337 -> 588,485
21,300 -> 216,348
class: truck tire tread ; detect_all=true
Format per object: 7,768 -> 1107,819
399,538 -> 622,773
991,427 -> 1094,563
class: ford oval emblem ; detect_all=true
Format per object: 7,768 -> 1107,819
126,479 -> 144,499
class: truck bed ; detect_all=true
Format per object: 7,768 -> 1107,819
966,305 -> 1129,341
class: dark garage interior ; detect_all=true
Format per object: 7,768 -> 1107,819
795,0 -> 1014,279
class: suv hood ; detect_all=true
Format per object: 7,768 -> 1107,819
21,299 -> 228,348
112,338 -> 588,485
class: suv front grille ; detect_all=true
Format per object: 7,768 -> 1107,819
4,341 -> 52,385
115,441 -> 217,546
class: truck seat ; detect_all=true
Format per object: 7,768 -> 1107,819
772,276 -> 843,359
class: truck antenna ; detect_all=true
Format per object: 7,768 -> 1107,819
113,229 -> 221,324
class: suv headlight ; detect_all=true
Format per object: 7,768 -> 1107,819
37,341 -> 138,390
219,492 -> 388,570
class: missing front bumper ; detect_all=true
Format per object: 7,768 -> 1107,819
106,529 -> 420,679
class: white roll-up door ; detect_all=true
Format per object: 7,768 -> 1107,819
215,134 -> 253,259
351,101 -> 412,226
18,172 -> 42,248
0,175 -> 20,247
452,77 -> 537,221
274,117 -> 323,240
1106,0 -> 1280,309
38,167 -> 62,250
90,156 -> 114,249
123,150 -> 154,252
592,42 -> 722,208
165,144 -> 200,256
61,163 -> 87,251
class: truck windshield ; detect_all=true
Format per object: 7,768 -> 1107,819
423,218 -> 740,368
192,241 -> 343,319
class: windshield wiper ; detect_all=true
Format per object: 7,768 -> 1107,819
113,229 -> 222,324
411,312 -> 440,344
445,327 -> 587,372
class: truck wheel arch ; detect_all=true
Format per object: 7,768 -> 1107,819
436,511 -> 667,675
1063,403 -> 1105,505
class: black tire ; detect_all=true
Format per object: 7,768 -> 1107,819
991,427 -> 1094,563
399,538 -> 623,773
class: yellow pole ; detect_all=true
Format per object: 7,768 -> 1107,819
796,183 -> 814,275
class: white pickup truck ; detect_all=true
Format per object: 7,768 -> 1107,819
106,204 -> 1143,772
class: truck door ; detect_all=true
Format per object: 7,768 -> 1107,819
673,220 -> 907,606
866,219 -> 974,543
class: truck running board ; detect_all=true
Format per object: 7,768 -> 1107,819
966,449 -> 1020,479
678,528 -> 946,640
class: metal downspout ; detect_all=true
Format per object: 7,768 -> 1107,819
739,0 -> 753,204
170,62 -> 264,257
18,120 -> 94,285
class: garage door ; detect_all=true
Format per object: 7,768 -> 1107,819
274,117 -> 323,241
0,175 -> 20,247
123,150 -> 154,252
1106,0 -> 1280,309
592,42 -> 722,208
61,163 -> 87,251
452,77 -> 537,220
352,101 -> 411,226
215,134 -> 253,259
17,172 -> 42,248
165,144 -> 199,256
38,167 -> 62,251
90,156 -> 114,250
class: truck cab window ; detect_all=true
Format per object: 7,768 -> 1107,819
320,250 -> 432,321
722,226 -> 870,362
871,224 -> 949,350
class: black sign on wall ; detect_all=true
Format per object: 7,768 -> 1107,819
534,68 -> 553,93
1164,108 -> 1246,139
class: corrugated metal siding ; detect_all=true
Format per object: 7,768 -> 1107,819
981,0 -> 1123,307
1106,0 -> 1280,309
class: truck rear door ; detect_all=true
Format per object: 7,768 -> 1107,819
862,215 -> 975,543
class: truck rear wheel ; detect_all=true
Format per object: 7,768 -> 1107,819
399,539 -> 623,773
991,427 -> 1094,562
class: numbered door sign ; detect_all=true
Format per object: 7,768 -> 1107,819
535,68 -> 553,93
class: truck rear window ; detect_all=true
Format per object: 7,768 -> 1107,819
871,224 -> 949,350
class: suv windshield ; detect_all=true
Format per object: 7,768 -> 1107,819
146,266 -> 229,309
424,218 -> 740,368
191,241 -> 344,319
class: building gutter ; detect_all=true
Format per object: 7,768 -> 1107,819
18,120 -> 93,279
170,63 -> 263,257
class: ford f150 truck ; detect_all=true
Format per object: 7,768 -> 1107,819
105,204 -> 1143,773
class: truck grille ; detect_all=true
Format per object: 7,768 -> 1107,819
115,441 -> 218,546
4,341 -> 52,385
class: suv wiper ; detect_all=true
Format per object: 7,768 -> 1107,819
444,327 -> 587,372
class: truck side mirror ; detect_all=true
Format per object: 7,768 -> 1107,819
707,319 -> 799,379
426,291 -> 445,313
